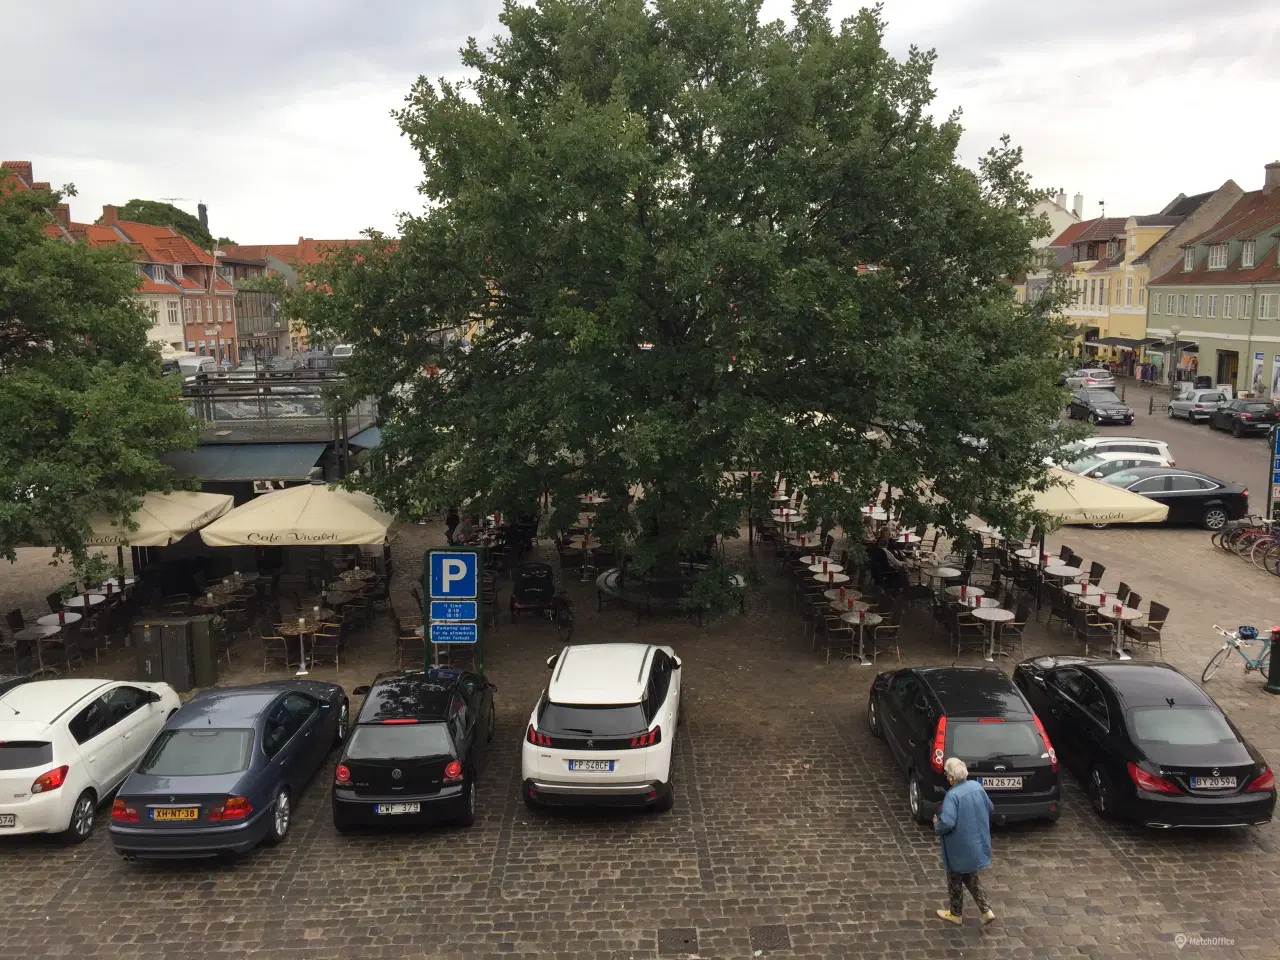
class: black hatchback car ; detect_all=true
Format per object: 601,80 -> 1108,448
1066,389 -> 1134,426
1013,656 -> 1275,828
1209,398 -> 1280,437
868,666 -> 1060,825
333,668 -> 495,830
1101,466 -> 1248,530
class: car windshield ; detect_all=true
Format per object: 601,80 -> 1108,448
1128,707 -> 1236,746
136,728 -> 254,776
1065,456 -> 1106,474
1085,391 -> 1120,403
539,701 -> 648,736
346,723 -> 454,759
0,741 -> 52,770
947,720 -> 1042,759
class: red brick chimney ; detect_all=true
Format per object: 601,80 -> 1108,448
1,161 -> 33,187
102,204 -> 119,225
1265,161 -> 1280,197
32,181 -> 50,191
53,204 -> 71,229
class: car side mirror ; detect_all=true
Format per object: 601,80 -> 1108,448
671,656 -> 683,669
1032,675 -> 1046,686
147,690 -> 163,703
485,681 -> 498,691
546,654 -> 558,670
352,685 -> 371,697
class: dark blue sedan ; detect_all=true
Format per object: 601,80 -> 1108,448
109,680 -> 348,859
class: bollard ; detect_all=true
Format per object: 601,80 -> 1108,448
1265,628 -> 1280,695
1119,383 -> 1125,402
1148,396 -> 1154,416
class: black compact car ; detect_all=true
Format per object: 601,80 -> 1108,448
1208,398 -> 1280,437
1066,389 -> 1134,425
1013,657 -> 1275,828
1101,466 -> 1248,530
868,666 -> 1060,825
110,680 -> 348,859
333,668 -> 495,830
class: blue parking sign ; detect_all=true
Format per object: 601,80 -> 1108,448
429,552 -> 478,599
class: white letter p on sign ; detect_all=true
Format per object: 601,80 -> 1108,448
441,558 -> 467,593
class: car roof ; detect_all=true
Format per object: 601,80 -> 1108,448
358,669 -> 466,723
175,688 -> 284,726
1077,436 -> 1164,445
1082,662 -> 1212,710
549,643 -> 657,705
1076,450 -> 1166,462
1109,465 -> 1216,480
916,667 -> 1031,719
0,679 -> 113,724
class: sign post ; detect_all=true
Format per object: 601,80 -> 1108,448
424,547 -> 485,672
1270,426 -> 1280,522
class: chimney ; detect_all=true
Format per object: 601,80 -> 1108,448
1055,188 -> 1067,209
198,202 -> 208,230
1265,161 -> 1280,196
1,161 -> 33,187
102,204 -> 119,226
1073,193 -> 1084,218
53,204 -> 70,229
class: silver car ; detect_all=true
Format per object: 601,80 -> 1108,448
1168,388 -> 1227,423
1064,368 -> 1116,390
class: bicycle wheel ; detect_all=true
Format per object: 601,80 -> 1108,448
1250,537 -> 1278,568
556,605 -> 574,642
1202,645 -> 1233,682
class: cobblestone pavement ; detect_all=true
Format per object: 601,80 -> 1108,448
5,437 -> 1280,957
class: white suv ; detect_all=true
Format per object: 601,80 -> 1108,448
0,679 -> 179,843
522,643 -> 681,812
1055,436 -> 1175,467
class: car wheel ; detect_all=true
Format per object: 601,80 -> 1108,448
264,787 -> 291,846
654,780 -> 675,813
1202,507 -> 1229,531
333,809 -> 353,834
1088,522 -> 1110,530
1167,407 -> 1175,418
867,694 -> 883,738
1232,421 -> 1244,438
908,773 -> 930,824
334,699 -> 349,746
454,777 -> 477,827
1088,413 -> 1099,425
60,789 -> 97,844
1088,766 -> 1115,820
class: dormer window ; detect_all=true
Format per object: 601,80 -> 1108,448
172,263 -> 183,279
1183,247 -> 1195,272
1208,244 -> 1228,270
152,265 -> 166,283
1127,235 -> 1136,255
1243,240 -> 1256,269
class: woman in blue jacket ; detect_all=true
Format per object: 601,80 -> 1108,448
933,757 -> 996,925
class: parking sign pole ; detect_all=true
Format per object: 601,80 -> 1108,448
424,545 -> 485,674
1270,426 -> 1280,522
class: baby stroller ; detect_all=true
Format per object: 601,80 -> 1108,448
510,562 -> 573,640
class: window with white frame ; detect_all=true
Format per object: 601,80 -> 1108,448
1223,294 -> 1235,318
1243,240 -> 1256,269
217,300 -> 224,324
152,265 -> 166,283
1153,293 -> 1162,314
205,298 -> 212,322
1184,248 -> 1195,271
1207,294 -> 1217,318
1262,294 -> 1280,321
1169,293 -> 1177,316
1138,279 -> 1146,306
150,301 -> 161,322
1242,294 -> 1254,319
184,300 -> 193,323
1193,294 -> 1203,317
1179,294 -> 1189,316
1208,244 -> 1228,269
1125,277 -> 1133,306
1128,235 -> 1136,255
172,264 -> 183,279
167,300 -> 180,325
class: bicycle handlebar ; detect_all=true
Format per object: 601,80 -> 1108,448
1213,625 -> 1237,638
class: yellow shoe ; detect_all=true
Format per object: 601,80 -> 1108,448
936,909 -> 962,925
981,910 -> 996,925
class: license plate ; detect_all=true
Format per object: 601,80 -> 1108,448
568,760 -> 615,772
151,807 -> 200,821
978,776 -> 1023,790
375,802 -> 421,815
0,814 -> 15,827
1191,776 -> 1237,790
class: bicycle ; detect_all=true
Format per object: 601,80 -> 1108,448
547,590 -> 574,642
1201,624 -> 1274,682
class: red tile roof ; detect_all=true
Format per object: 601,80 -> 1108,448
1073,218 -> 1129,244
1151,189 -> 1280,286
1,161 -> 33,188
220,238 -> 363,267
83,224 -> 126,246
116,221 -> 216,265
1048,220 -> 1092,247
136,278 -> 175,294
1186,189 -> 1280,247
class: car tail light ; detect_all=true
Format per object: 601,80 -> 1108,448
1033,715 -> 1057,772
334,764 -> 351,784
1243,489 -> 1250,500
978,717 -> 1004,723
443,760 -> 463,782
208,796 -> 253,822
111,799 -> 139,822
381,718 -> 418,725
1194,403 -> 1203,409
31,765 -> 68,794
527,725 -> 553,747
1127,762 -> 1180,794
1241,413 -> 1253,420
931,716 -> 947,772
1246,767 -> 1275,793
630,726 -> 662,748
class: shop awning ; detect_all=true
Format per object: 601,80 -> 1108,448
162,443 -> 328,483
85,491 -> 234,547
1095,336 -> 1143,348
199,481 -> 395,546
1029,469 -> 1170,526
349,426 -> 382,449
1144,339 -> 1199,353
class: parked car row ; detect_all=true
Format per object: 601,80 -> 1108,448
1169,388 -> 1280,436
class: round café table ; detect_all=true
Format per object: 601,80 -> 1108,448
580,494 -> 609,506
971,607 -> 1015,662
772,508 -> 804,522
93,577 -> 137,595
831,598 -> 870,615
276,616 -> 333,675
1063,583 -> 1103,598
62,594 -> 105,611
1014,548 -> 1039,561
339,568 -> 376,582
1076,593 -> 1104,609
945,585 -> 984,600
770,491 -> 791,502
798,554 -> 831,565
813,571 -> 850,585
808,563 -> 844,574
824,587 -> 862,602
37,612 -> 82,628
569,535 -> 601,550
193,593 -> 235,612
15,624 -> 63,676
1044,565 -> 1082,580
841,611 -> 882,666
960,596 -> 1000,609
321,591 -> 356,608
896,533 -> 922,545
924,566 -> 960,582
786,536 -> 819,548
1095,605 -> 1145,660
861,506 -> 888,521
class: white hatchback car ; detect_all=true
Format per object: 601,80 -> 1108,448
0,679 -> 180,843
522,643 -> 681,812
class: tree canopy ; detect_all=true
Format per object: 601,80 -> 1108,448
301,0 -> 1069,584
101,199 -> 215,250
0,185 -> 199,562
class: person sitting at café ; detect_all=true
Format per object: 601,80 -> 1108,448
868,528 -> 910,593
454,514 -> 476,544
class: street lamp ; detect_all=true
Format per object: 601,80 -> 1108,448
1170,324 -> 1181,385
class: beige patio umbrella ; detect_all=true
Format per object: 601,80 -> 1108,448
1030,468 -> 1169,526
199,482 -> 395,546
85,491 -> 234,547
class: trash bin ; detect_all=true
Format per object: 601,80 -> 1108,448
190,615 -> 218,688
1194,375 -> 1212,389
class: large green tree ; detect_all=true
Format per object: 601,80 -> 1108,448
0,185 -> 200,562
301,0 -> 1069,586
100,199 -> 215,250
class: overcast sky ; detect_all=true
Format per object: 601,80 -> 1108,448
2,0 -> 1277,242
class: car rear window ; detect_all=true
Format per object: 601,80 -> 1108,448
0,741 -> 52,770
539,702 -> 648,737
1066,456 -> 1105,473
947,720 -> 1042,760
1243,403 -> 1273,413
137,729 -> 254,776
346,723 -> 453,759
1128,707 -> 1236,746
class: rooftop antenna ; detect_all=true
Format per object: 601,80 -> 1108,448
1099,199 -> 1107,218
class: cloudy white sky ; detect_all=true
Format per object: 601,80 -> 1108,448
2,0 -> 1277,242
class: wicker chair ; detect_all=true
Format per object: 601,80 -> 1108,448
261,627 -> 294,672
309,625 -> 342,671
1124,602 -> 1168,657
998,602 -> 1032,659
1070,607 -> 1113,656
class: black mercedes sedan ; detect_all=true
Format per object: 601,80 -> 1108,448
110,680 -> 348,859
868,666 -> 1061,826
332,668 -> 495,831
1013,656 -> 1275,828
1066,389 -> 1134,426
